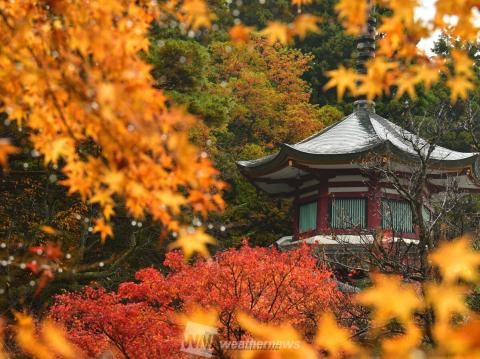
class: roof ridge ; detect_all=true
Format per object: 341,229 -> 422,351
372,114 -> 479,155
356,109 -> 380,139
369,112 -> 409,141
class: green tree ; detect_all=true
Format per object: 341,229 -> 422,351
147,36 -> 334,246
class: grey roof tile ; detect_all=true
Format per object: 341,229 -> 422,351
238,110 -> 478,171
292,113 -> 384,154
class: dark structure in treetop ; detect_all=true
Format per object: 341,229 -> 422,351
237,13 -> 480,249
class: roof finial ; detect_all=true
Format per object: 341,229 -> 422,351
354,1 -> 376,113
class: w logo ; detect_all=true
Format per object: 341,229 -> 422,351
180,321 -> 218,358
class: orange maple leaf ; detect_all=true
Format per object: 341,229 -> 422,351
0,138 -> 19,170
430,236 -> 480,282
238,313 -> 318,359
395,71 -> 417,99
181,0 -> 216,29
335,0 -> 369,35
315,312 -> 358,356
447,75 -> 475,103
355,273 -> 422,325
93,219 -> 113,243
168,228 -> 215,259
260,22 -> 290,45
293,14 -> 321,39
229,24 -> 253,43
324,65 -> 358,100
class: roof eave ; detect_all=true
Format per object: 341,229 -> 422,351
237,141 -> 480,194
384,143 -> 480,184
236,141 -> 388,178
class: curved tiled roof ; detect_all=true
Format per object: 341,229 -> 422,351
292,113 -> 382,155
237,109 -> 480,182
370,114 -> 476,161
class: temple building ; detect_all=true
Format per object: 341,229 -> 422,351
237,100 -> 480,248
237,16 -> 480,249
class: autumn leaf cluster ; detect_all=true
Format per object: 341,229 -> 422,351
179,0 -> 480,104
327,0 -> 479,102
47,244 -> 345,358
234,237 -> 480,358
228,0 -> 480,102
0,0 -> 224,257
0,238 -> 471,358
1,0 -> 478,260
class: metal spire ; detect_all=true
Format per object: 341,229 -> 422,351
354,3 -> 376,113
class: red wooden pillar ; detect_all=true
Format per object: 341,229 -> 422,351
317,180 -> 329,234
293,194 -> 299,240
368,177 -> 381,229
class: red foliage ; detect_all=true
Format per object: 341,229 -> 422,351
49,244 -> 347,358
28,243 -> 62,260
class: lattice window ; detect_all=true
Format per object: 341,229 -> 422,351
299,201 -> 317,233
381,199 -> 414,233
329,198 -> 367,229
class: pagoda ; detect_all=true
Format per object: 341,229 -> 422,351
237,15 -> 480,249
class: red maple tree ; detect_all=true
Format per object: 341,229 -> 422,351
49,243 -> 347,358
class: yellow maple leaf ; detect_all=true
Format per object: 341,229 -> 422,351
41,321 -> 76,359
356,58 -> 398,100
387,0 -> 417,28
237,313 -> 318,359
395,71 -> 417,99
15,313 -> 53,359
356,73 -> 384,101
44,137 -> 74,164
89,189 -> 114,207
181,0 -> 216,29
435,0 -> 466,16
93,218 -> 113,243
377,19 -> 405,57
324,65 -> 359,100
0,138 -> 19,170
154,191 -> 188,215
451,49 -> 474,78
426,283 -> 468,323
453,17 -> 479,43
103,203 -> 115,221
176,306 -> 218,358
368,58 -> 399,76
168,228 -> 216,259
103,169 -> 125,193
335,0 -> 368,35
440,315 -> 480,356
293,14 -> 321,39
260,22 -> 290,45
414,62 -> 442,89
355,273 -> 421,325
229,24 -> 253,43
381,321 -> 422,358
315,312 -> 358,357
447,75 -> 474,102
177,305 -> 218,328
429,236 -> 480,283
